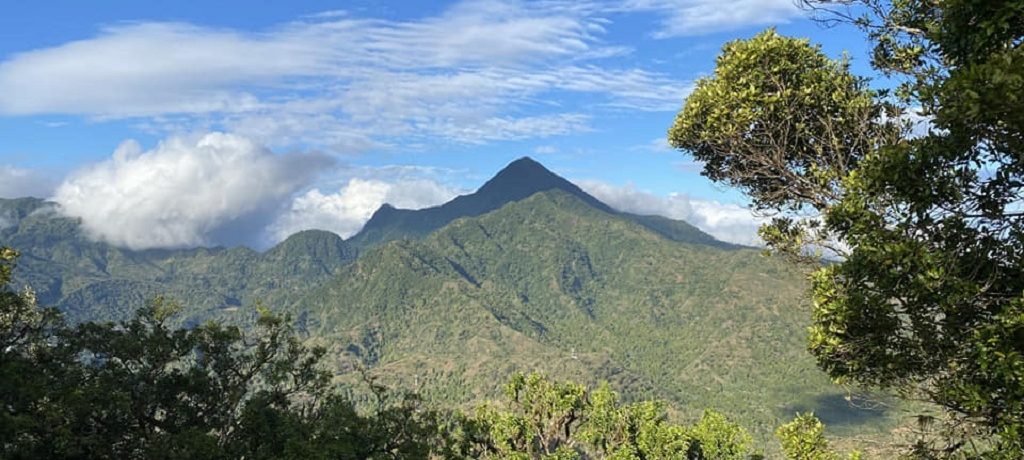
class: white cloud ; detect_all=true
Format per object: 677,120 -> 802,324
52,132 -> 332,249
0,165 -> 58,199
618,0 -> 802,37
0,1 -> 691,147
270,178 -> 463,240
225,112 -> 388,154
576,180 -> 764,245
903,107 -> 935,138
0,22 -> 295,117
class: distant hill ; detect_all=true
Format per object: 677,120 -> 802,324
0,197 -> 354,324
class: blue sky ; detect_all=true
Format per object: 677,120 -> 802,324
0,0 -> 872,249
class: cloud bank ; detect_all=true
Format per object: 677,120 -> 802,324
0,165 -> 58,199
577,180 -> 764,245
52,133 -> 332,249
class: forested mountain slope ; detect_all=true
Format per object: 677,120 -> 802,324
0,159 -> 896,444
0,197 -> 354,324
298,190 -> 895,441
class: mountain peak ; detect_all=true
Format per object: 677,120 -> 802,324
485,156 -> 552,182
475,156 -> 570,199
268,229 -> 346,256
500,156 -> 546,173
265,229 -> 355,267
348,156 -> 611,250
348,156 -> 727,251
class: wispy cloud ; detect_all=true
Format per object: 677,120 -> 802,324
616,0 -> 803,37
428,113 -> 592,144
0,0 -> 693,148
631,136 -> 673,153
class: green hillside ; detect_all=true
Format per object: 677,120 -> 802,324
0,159 -> 901,451
0,157 -> 728,326
299,190 -> 897,444
0,198 -> 354,324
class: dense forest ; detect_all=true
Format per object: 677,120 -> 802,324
0,246 -> 858,459
3,0 -> 1023,458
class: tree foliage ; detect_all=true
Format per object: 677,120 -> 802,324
776,413 -> 861,460
670,2 -> 1024,457
670,29 -> 895,217
445,372 -> 758,459
0,246 -> 440,459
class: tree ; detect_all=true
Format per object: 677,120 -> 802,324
447,372 -> 758,459
776,413 -> 861,460
0,247 -> 70,457
0,246 -> 442,459
669,2 -> 1024,457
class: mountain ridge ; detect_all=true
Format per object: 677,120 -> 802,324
347,156 -> 734,251
1,156 -> 736,256
0,198 -> 356,324
0,157 -> 743,325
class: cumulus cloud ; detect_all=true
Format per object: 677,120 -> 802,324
270,179 -> 463,240
576,180 -> 764,246
0,1 -> 691,147
52,132 -> 332,249
618,0 -> 803,37
0,165 -> 58,199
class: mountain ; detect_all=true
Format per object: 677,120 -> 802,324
0,157 -> 729,325
347,156 -> 736,251
0,158 -> 896,449
0,198 -> 355,324
298,190 -> 896,443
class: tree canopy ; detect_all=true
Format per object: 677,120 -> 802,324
670,1 -> 1024,458
1,247 -> 440,459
